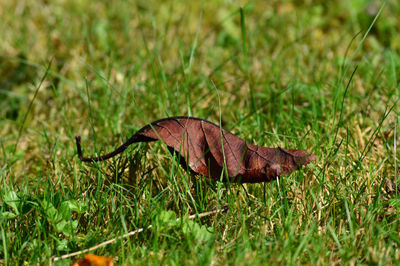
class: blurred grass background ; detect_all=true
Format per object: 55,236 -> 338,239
0,0 -> 399,264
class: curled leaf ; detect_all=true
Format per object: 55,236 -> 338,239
76,117 -> 315,183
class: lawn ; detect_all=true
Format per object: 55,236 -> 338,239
0,0 -> 399,264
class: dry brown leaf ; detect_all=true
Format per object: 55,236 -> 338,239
76,117 -> 315,183
73,254 -> 114,266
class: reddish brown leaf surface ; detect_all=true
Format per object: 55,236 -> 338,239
76,117 -> 315,183
73,254 -> 114,266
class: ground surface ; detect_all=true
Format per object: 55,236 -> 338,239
0,0 -> 399,265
